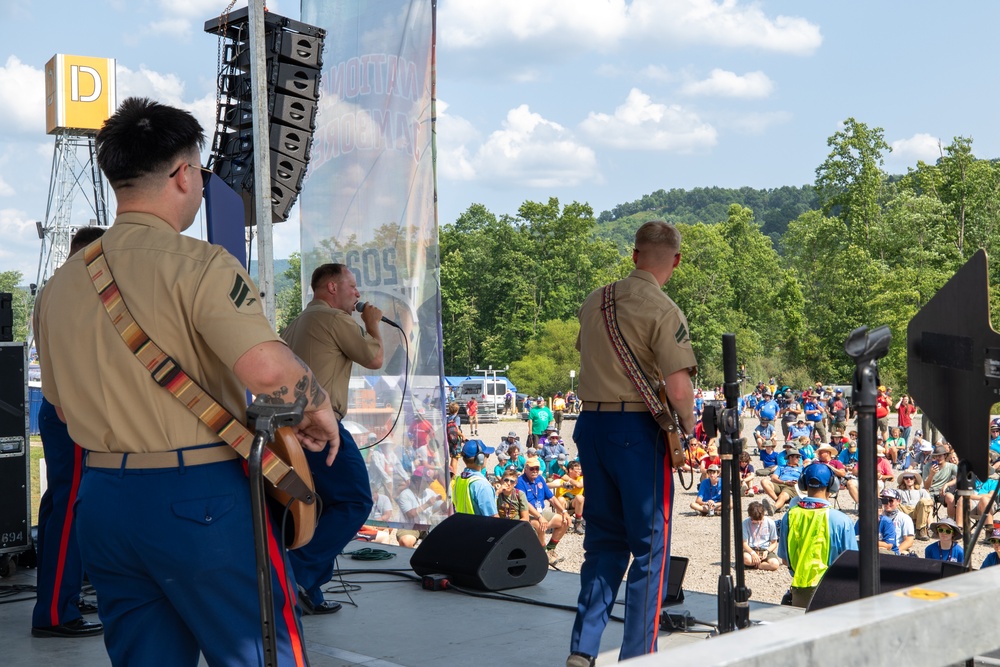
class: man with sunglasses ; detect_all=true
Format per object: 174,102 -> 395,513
34,98 -> 339,666
879,489 -> 914,554
516,456 -> 570,563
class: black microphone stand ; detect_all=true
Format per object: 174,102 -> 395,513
712,333 -> 752,633
246,396 -> 306,667
845,325 -> 891,600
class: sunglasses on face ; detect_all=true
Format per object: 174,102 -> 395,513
880,498 -> 894,505
527,466 -> 541,472
936,526 -> 954,534
990,538 -> 1000,545
169,162 -> 213,189
501,479 -> 515,485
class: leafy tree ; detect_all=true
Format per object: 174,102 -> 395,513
0,271 -> 31,342
815,117 -> 890,247
275,252 -> 302,333
669,223 -> 741,384
507,319 -> 580,397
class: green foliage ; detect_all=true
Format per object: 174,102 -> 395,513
596,185 -> 818,249
507,319 -> 580,397
0,271 -> 31,342
440,199 -> 618,375
275,252 -> 302,334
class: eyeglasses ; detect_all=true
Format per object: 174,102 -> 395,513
989,538 -> 1000,545
936,526 -> 954,534
527,466 -> 541,472
169,162 -> 212,189
501,478 -> 515,485
879,498 -> 894,505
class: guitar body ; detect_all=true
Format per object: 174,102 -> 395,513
658,382 -> 687,469
265,426 -> 318,549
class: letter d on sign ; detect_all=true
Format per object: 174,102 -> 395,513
70,65 -> 102,103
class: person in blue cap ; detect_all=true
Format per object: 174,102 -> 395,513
453,440 -> 498,516
778,461 -> 858,608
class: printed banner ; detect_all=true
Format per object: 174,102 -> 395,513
300,0 -> 447,530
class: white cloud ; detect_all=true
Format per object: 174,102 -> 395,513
440,0 -> 821,55
639,65 -> 678,84
629,0 -> 822,55
116,64 -> 217,135
440,0 -> 628,51
0,176 -> 15,197
443,104 -> 599,188
890,133 -> 942,163
681,69 -> 774,98
0,56 -> 45,136
579,88 -> 717,152
435,100 -> 479,181
0,208 -> 42,281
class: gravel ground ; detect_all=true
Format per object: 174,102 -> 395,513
461,412 -> 997,606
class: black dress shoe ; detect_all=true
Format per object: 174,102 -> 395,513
77,599 -> 99,615
32,618 -> 104,638
299,596 -> 342,616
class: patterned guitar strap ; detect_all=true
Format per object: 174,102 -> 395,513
83,239 -> 314,504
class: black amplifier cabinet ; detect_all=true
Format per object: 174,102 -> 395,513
0,342 -> 29,574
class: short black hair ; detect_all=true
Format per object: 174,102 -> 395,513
96,97 -> 204,187
69,226 -> 106,256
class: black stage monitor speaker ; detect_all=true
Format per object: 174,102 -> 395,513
807,550 -> 965,612
410,514 -> 548,591
663,555 -> 689,607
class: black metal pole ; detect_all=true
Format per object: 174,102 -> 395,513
722,334 -> 751,629
845,325 -> 891,600
249,431 -> 278,667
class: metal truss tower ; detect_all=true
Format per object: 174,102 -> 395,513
35,131 -> 111,289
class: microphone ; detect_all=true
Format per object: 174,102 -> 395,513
355,301 -> 402,329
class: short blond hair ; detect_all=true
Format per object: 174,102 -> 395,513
634,220 -> 681,265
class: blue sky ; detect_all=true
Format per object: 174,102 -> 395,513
2,0 -> 1000,284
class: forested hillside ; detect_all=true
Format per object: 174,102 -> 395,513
596,185 -> 818,249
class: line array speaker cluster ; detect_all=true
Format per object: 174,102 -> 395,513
204,8 -> 326,225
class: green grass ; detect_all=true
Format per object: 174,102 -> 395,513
30,438 -> 42,525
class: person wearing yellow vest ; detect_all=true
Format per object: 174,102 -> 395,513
777,462 -> 858,608
452,440 -> 499,516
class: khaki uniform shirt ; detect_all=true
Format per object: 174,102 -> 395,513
281,299 -> 380,418
35,212 -> 280,452
576,269 -> 696,402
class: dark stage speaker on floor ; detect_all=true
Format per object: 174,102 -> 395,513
410,514 -> 548,591
807,550 -> 966,612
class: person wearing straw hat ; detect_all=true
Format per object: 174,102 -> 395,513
925,517 -> 964,563
896,470 -> 934,540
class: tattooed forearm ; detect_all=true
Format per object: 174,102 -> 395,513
291,355 -> 329,408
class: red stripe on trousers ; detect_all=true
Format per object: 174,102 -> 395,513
50,444 -> 84,625
266,506 -> 306,667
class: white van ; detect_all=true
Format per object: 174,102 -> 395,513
457,379 -> 508,414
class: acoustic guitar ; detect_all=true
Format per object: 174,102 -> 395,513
265,426 -> 318,549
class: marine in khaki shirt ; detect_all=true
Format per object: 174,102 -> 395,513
281,265 -> 384,418
35,212 -> 306,453
576,267 -> 697,432
567,220 -> 697,665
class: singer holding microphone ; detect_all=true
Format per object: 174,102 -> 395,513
282,263 -> 383,614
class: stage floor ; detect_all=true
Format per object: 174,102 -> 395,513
0,541 -> 803,667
